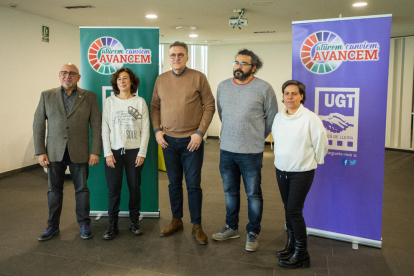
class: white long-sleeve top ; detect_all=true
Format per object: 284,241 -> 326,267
272,104 -> 328,172
102,95 -> 150,158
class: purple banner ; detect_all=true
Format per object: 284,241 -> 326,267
292,15 -> 392,244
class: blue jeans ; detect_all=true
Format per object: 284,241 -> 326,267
162,135 -> 204,224
47,148 -> 90,227
219,150 -> 263,234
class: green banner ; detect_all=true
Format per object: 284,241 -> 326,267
80,27 -> 159,216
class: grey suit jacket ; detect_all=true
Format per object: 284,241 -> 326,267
33,87 -> 102,163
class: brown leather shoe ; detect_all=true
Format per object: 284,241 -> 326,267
160,218 -> 183,237
192,224 -> 208,245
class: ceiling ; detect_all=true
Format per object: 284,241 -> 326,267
2,0 -> 414,44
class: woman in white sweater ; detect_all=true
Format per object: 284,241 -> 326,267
102,68 -> 150,240
272,80 -> 328,269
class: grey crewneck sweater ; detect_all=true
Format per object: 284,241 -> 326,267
217,77 -> 278,153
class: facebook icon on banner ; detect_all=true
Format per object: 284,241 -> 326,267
315,88 -> 360,152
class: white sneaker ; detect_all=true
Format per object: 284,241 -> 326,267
212,225 -> 240,241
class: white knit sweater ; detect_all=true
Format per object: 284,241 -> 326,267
102,95 -> 150,158
272,104 -> 328,171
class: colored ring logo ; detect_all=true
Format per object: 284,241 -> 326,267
88,37 -> 124,75
300,31 -> 344,74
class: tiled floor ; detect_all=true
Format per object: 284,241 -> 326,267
0,140 -> 413,276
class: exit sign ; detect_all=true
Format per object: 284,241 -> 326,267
42,26 -> 49,43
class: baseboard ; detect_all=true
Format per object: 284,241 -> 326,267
0,164 -> 40,179
385,147 -> 414,154
206,136 -> 274,146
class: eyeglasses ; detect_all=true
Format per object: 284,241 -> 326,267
169,53 -> 185,59
60,71 -> 79,76
232,61 -> 251,67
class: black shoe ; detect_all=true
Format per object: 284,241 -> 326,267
102,220 -> 119,240
277,229 -> 295,260
278,240 -> 310,269
129,221 -> 143,236
38,226 -> 60,241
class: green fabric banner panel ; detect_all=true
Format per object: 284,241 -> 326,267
80,27 -> 159,217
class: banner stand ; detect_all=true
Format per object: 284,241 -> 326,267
80,27 -> 160,219
307,228 -> 382,248
91,211 -> 160,220
292,15 -> 392,249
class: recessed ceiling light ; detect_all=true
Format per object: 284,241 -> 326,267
352,2 -> 367,7
176,26 -> 197,31
189,34 -> 198,38
146,14 -> 158,19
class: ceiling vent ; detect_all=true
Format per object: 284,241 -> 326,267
254,31 -> 276,33
64,5 -> 95,9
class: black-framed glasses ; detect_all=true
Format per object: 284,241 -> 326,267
232,61 -> 251,67
60,71 -> 79,76
169,53 -> 185,59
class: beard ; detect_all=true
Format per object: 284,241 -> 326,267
233,68 -> 253,81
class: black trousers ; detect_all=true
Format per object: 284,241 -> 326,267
47,148 -> 90,227
276,168 -> 315,242
105,148 -> 143,222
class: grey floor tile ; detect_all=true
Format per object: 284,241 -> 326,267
127,269 -> 175,276
199,258 -> 274,276
84,263 -> 132,276
0,144 -> 414,275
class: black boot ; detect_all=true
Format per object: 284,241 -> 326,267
277,229 -> 295,260
278,240 -> 310,269
102,219 -> 119,240
129,221 -> 143,236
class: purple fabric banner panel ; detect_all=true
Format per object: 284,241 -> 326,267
292,15 -> 392,243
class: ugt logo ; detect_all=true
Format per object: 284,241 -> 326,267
315,88 -> 360,152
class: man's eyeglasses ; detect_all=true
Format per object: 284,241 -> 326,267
232,61 -> 251,67
60,71 -> 79,76
169,53 -> 185,59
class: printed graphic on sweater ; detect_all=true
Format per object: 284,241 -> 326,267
111,107 -> 142,140
315,87 -> 359,152
128,106 -> 142,119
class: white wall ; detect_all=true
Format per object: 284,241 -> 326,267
207,42 -> 292,137
0,7 -> 80,174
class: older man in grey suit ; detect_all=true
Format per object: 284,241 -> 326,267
33,63 -> 102,241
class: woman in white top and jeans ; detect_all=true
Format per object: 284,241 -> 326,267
102,68 -> 150,240
272,80 -> 328,269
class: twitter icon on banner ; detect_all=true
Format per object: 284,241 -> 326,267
342,159 -> 357,165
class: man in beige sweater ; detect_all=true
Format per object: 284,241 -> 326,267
151,41 -> 215,245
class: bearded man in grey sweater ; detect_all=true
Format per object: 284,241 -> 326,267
212,49 -> 278,252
